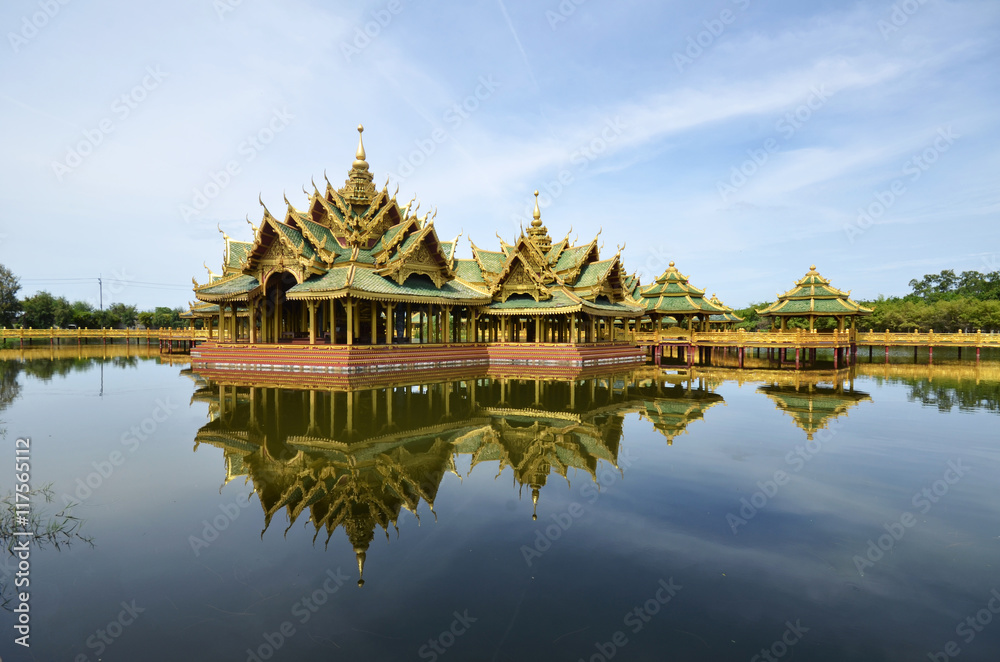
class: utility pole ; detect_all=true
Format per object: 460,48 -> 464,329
98,275 -> 103,311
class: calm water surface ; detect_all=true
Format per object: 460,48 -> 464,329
1,346 -> 999,661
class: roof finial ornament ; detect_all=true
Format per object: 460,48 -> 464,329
283,190 -> 291,207
532,190 -> 542,227
352,124 -> 369,171
355,547 -> 367,588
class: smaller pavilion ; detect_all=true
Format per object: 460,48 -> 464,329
638,262 -> 727,333
756,266 -> 873,331
707,294 -> 744,329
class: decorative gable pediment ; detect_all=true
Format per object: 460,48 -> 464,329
492,253 -> 552,302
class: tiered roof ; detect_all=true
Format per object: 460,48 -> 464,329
758,383 -> 871,440
638,262 -> 727,318
708,294 -> 744,324
756,266 -> 873,318
460,192 -> 643,317
194,129 -> 641,317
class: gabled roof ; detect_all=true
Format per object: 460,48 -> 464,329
757,266 -> 874,317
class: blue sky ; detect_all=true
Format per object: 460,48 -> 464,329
1,0 -> 997,310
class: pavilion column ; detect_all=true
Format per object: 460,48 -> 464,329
308,301 -> 316,345
471,309 -> 479,343
330,300 -> 337,344
570,314 -> 577,344
535,317 -> 541,344
589,316 -> 596,343
218,308 -> 225,342
249,301 -> 257,343
347,299 -> 354,346
443,306 -> 452,344
387,303 -> 395,344
370,300 -> 377,344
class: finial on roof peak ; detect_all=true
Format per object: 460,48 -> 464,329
352,124 -> 368,170
532,190 -> 542,227
809,264 -> 817,271
669,261 -> 675,267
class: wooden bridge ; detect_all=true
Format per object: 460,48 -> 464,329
632,328 -> 1000,368
0,327 -> 210,353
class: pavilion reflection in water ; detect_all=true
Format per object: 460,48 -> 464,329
186,365 -> 874,584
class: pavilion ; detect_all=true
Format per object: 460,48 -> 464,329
190,126 -> 645,373
756,266 -> 873,331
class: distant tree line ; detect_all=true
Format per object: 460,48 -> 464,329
0,263 -> 189,330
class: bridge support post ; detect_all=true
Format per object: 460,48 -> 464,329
795,348 -> 801,369
929,346 -> 933,364
977,347 -> 981,362
885,346 -> 889,363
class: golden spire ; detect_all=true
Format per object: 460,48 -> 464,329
341,124 -> 375,206
353,124 -> 368,170
355,546 -> 367,588
532,190 -> 542,228
526,190 -> 552,252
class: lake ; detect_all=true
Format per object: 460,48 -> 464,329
1,345 -> 999,661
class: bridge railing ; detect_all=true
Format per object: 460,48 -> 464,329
632,328 -> 1000,347
0,327 -> 211,342
855,329 -> 1000,347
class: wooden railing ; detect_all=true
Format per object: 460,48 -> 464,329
0,327 -> 211,342
632,328 -> 1000,348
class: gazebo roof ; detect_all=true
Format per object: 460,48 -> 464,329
756,266 -> 873,317
638,262 -> 727,317
707,293 -> 744,323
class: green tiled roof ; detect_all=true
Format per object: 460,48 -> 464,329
554,245 -> 591,272
487,290 -> 641,315
439,241 -> 455,261
226,241 -> 251,270
574,259 -> 615,288
642,294 -> 725,315
474,248 -> 506,274
198,275 -> 259,297
757,266 -> 873,317
274,223 -> 315,260
488,290 -> 577,311
350,269 -> 490,302
287,267 -> 352,295
453,259 -> 485,284
586,296 -> 643,314
300,217 -> 349,260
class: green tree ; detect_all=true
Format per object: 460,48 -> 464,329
0,264 -> 20,327
20,291 -> 72,329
